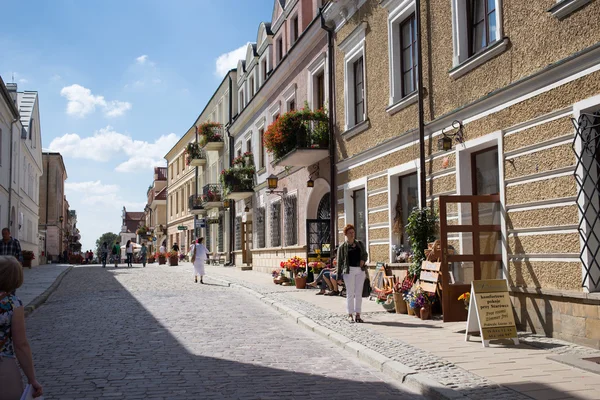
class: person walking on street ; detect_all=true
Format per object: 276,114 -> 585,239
337,224 -> 368,323
191,238 -> 209,284
0,256 -> 43,399
100,242 -> 109,268
172,242 -> 179,252
125,240 -> 134,268
139,243 -> 148,267
112,241 -> 120,268
0,228 -> 22,263
159,241 -> 166,254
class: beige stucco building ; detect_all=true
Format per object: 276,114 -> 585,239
141,167 -> 167,254
39,152 -> 67,263
164,71 -> 237,260
324,0 -> 600,348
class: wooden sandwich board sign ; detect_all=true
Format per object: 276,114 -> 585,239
465,279 -> 519,348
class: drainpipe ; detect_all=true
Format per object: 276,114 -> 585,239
416,0 -> 427,208
227,74 -> 235,266
8,118 -> 17,231
320,10 -> 337,260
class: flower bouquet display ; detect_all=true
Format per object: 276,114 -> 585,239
280,256 -> 307,288
155,251 -> 167,265
458,292 -> 470,310
167,251 -> 179,266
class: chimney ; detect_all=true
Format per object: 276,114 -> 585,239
5,82 -> 17,106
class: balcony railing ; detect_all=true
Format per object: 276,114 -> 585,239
222,154 -> 255,200
186,145 -> 207,167
265,110 -> 329,167
201,184 -> 223,209
189,194 -> 205,215
198,123 -> 224,151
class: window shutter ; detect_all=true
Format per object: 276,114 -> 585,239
284,196 -> 298,246
270,202 -> 281,247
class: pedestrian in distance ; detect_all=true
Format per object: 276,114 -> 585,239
0,228 -> 22,263
139,243 -> 148,267
112,241 -> 120,268
337,224 -> 368,323
0,256 -> 43,399
125,240 -> 133,268
100,242 -> 109,268
172,242 -> 179,252
159,241 -> 166,254
191,238 -> 209,284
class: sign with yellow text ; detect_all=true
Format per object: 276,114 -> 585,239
465,279 -> 519,348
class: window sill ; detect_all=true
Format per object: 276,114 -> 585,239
256,167 -> 267,175
342,119 -> 370,139
449,38 -> 510,80
548,0 -> 592,19
386,92 -> 418,116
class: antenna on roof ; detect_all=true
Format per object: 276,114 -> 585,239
11,72 -> 14,83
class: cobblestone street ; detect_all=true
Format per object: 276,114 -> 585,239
24,265 -> 424,400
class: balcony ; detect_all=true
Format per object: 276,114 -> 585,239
265,109 -> 329,167
222,154 -> 255,201
201,184 -> 223,210
188,194 -> 205,215
199,122 -> 224,152
185,143 -> 207,167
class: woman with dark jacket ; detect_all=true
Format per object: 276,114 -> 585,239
336,224 -> 368,323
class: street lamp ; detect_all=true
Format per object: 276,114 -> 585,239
267,174 -> 279,191
437,120 -> 465,152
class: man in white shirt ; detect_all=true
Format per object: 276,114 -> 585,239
159,241 -> 166,253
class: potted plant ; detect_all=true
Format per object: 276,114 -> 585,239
148,255 -> 155,264
198,122 -> 223,147
400,275 -> 415,315
136,226 -> 148,236
405,207 -> 439,276
185,142 -> 205,166
22,250 -> 35,269
167,251 -> 179,266
294,271 -> 308,289
392,279 -> 408,314
156,251 -> 167,265
458,292 -> 470,310
281,256 -> 306,286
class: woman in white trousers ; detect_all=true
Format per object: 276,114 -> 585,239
336,224 -> 369,323
192,237 -> 209,284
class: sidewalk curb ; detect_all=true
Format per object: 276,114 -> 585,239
24,265 -> 73,317
212,275 -> 467,400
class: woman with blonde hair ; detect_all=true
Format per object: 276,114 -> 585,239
336,224 -> 368,323
0,256 -> 43,399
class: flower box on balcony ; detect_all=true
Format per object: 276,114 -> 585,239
198,122 -> 224,151
189,195 -> 205,215
185,142 -> 207,167
221,156 -> 255,201
264,107 -> 329,167
201,184 -> 223,210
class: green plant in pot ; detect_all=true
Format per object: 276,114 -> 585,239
405,207 -> 439,276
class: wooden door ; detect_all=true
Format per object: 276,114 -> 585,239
439,195 -> 502,322
242,221 -> 253,265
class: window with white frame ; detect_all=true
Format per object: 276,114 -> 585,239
451,0 -> 506,77
291,15 -> 299,44
308,53 -> 327,111
239,88 -> 245,110
249,76 -> 255,97
277,37 -> 284,63
340,22 -> 367,131
261,58 -> 268,83
384,0 -> 418,106
259,128 -> 266,169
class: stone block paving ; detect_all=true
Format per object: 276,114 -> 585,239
205,266 -> 600,400
24,264 -> 424,400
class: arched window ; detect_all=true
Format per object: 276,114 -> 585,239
317,193 -> 330,219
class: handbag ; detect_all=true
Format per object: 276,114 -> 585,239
362,277 -> 371,298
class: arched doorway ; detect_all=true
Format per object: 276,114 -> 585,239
307,192 -> 331,261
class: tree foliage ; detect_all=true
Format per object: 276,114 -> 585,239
405,207 -> 439,276
95,232 -> 120,255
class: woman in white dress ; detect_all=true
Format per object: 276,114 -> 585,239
192,237 -> 209,284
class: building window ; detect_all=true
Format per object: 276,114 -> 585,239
249,76 -> 255,97
256,207 -> 266,248
395,173 -> 418,249
353,188 -> 366,241
340,22 -> 367,131
0,129 -> 2,166
262,58 -> 268,82
353,57 -> 365,125
206,224 -> 211,251
235,216 -> 242,251
471,146 -> 499,195
316,73 -> 325,110
288,99 -> 296,112
277,37 -> 284,62
284,195 -> 297,246
246,139 -> 252,154
450,0 -> 505,77
270,202 -> 281,247
468,0 -> 497,56
239,89 -> 245,110
291,15 -> 299,44
400,14 -> 418,97
259,128 -> 266,169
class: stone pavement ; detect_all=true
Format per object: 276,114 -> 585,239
203,264 -> 600,400
24,264 -> 424,400
20,263 -> 72,310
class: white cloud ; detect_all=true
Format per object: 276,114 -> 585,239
18,78 -> 28,84
136,55 -> 149,64
215,43 -> 249,77
48,126 -> 179,172
65,181 -> 119,195
50,74 -> 62,82
60,84 -> 132,118
85,193 -> 146,210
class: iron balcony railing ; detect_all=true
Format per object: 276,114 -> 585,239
189,194 -> 203,211
201,184 -> 223,205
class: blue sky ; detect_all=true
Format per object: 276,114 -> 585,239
0,0 -> 274,251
